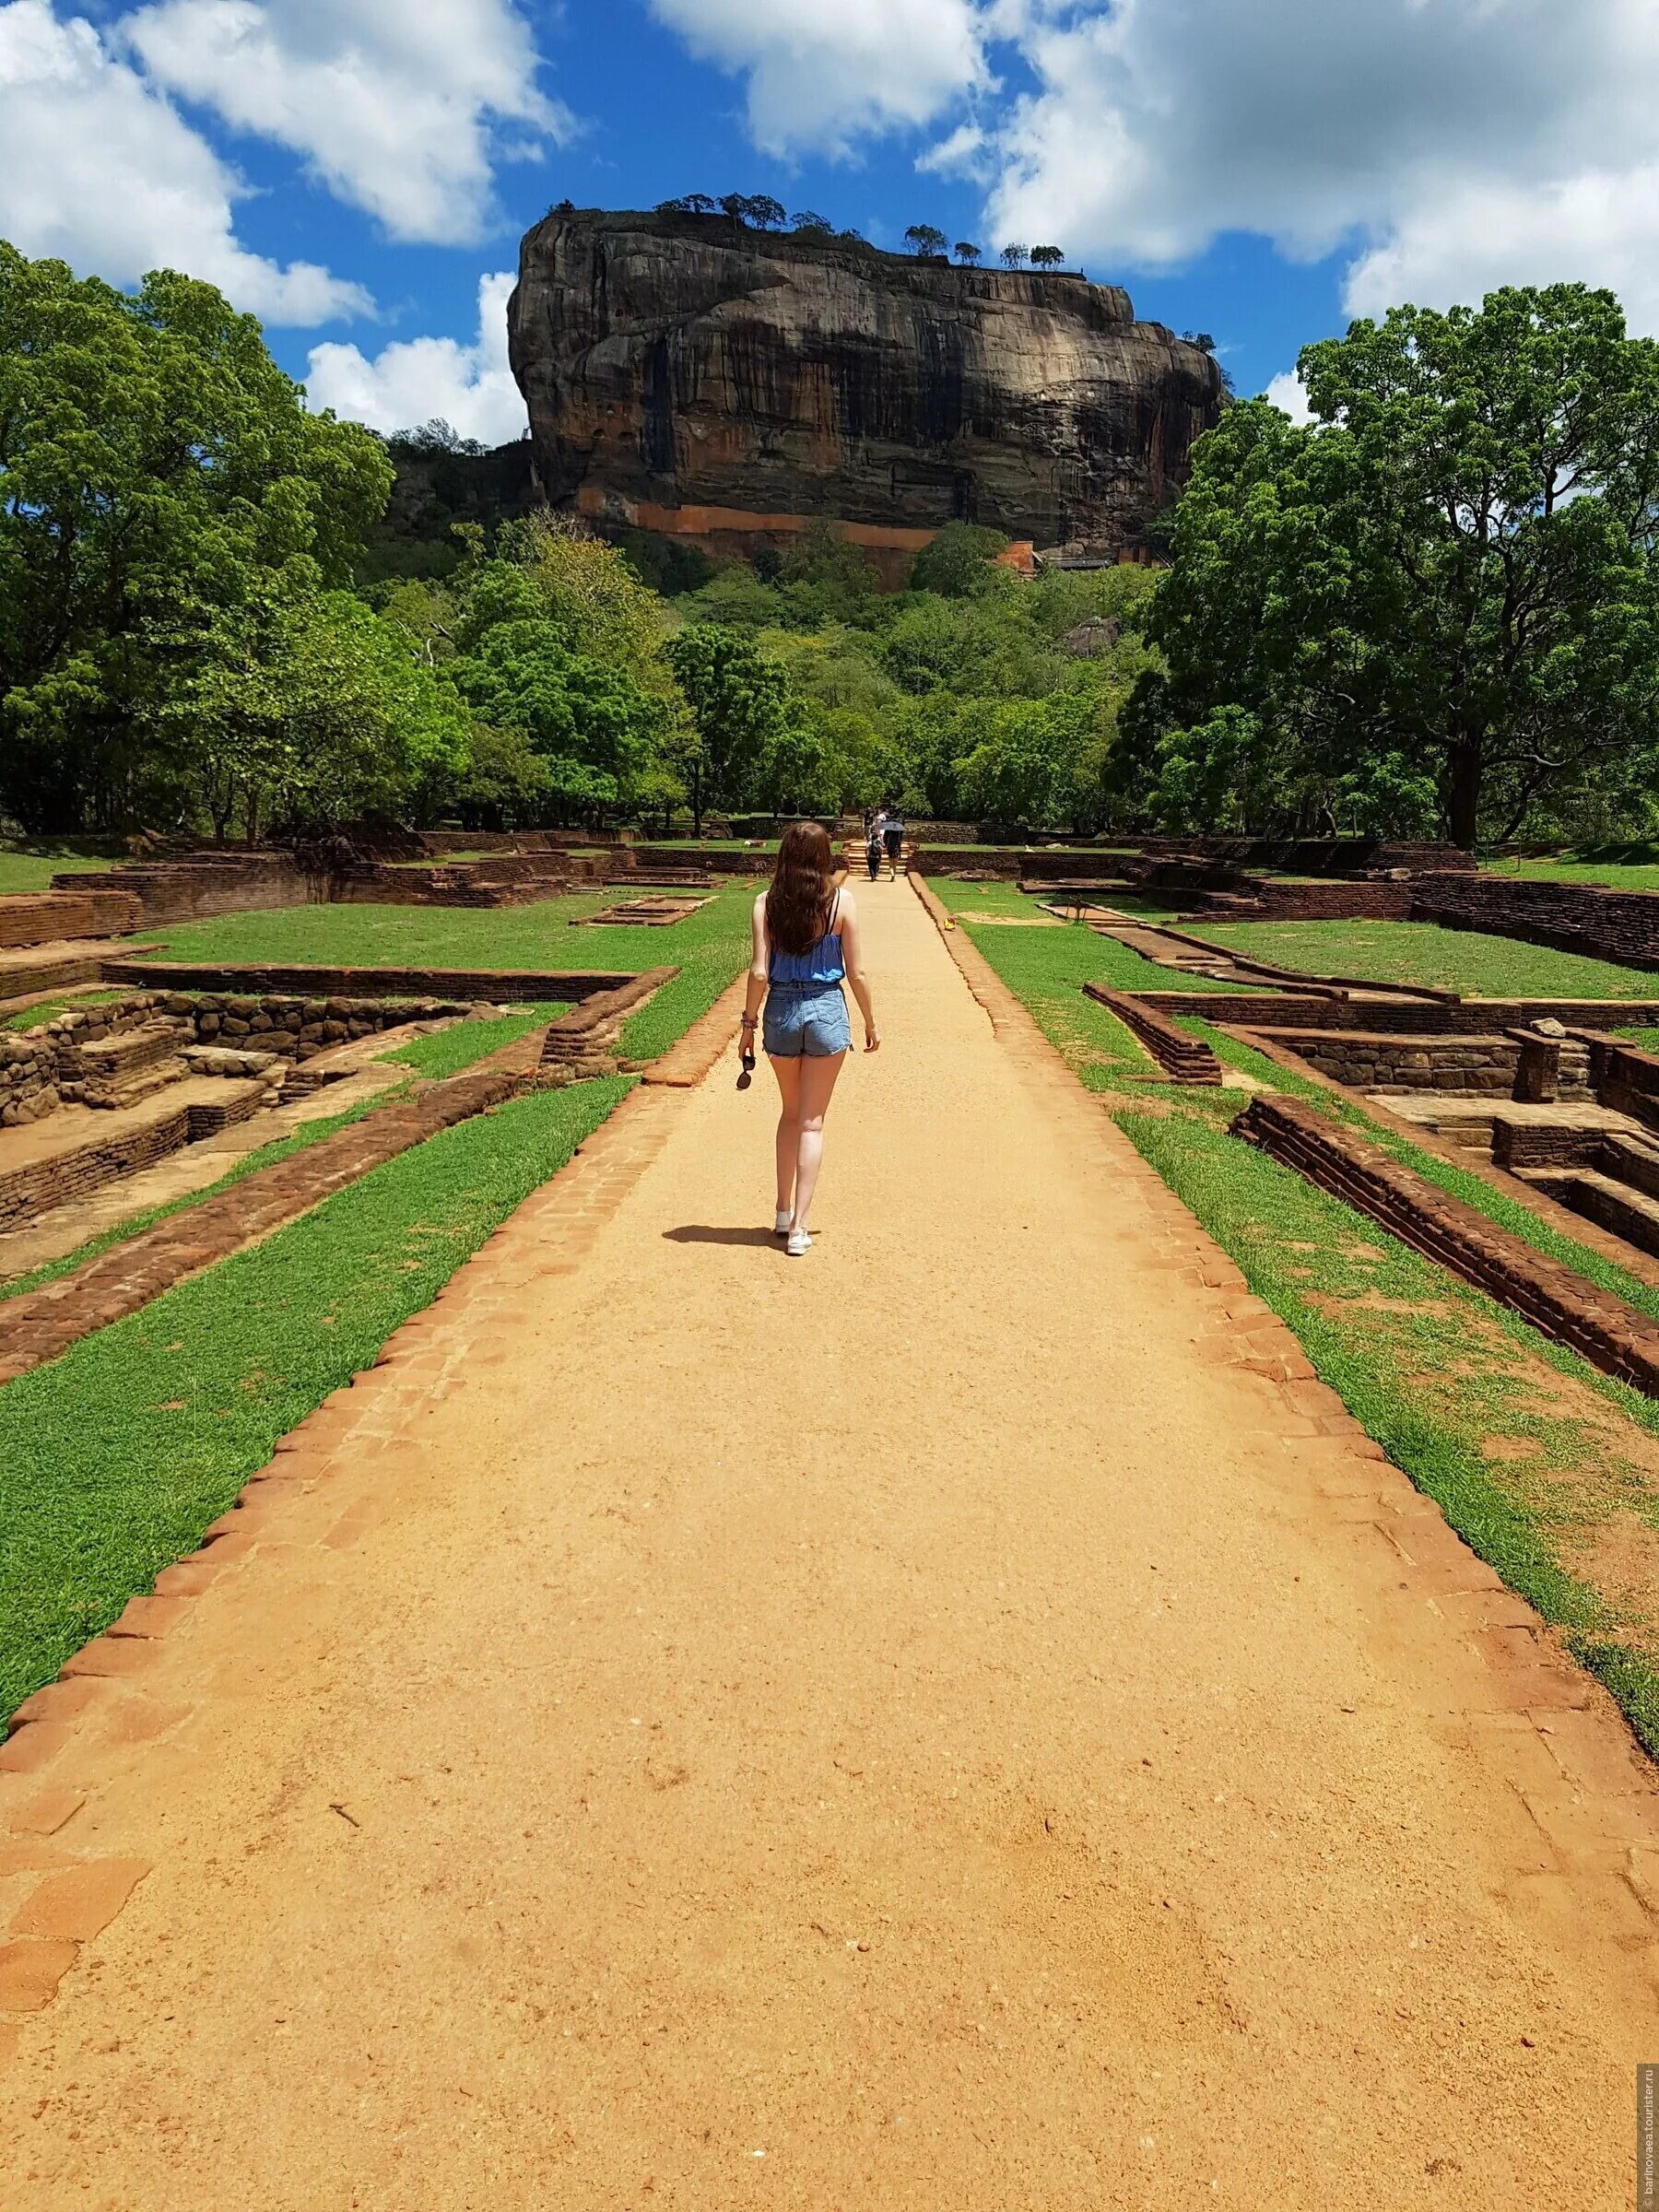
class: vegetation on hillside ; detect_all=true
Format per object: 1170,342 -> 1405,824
9,241 -> 1659,855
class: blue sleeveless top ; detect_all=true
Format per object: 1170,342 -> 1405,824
769,890 -> 845,990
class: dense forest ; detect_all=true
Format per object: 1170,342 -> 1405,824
6,241 -> 1659,849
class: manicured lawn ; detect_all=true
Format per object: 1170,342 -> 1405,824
0,851 -> 116,894
952,906 -> 1659,1757
1187,917 -> 1657,998
930,876 -> 1246,991
378,1003 -> 569,1080
0,1076 -> 630,1720
150,881 -> 758,1065
1487,855 -> 1659,891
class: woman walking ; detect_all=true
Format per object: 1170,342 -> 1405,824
740,821 -> 880,1256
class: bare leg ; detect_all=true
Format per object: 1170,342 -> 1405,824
790,1051 -> 846,1231
769,1053 -> 802,1214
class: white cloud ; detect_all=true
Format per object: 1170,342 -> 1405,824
1264,371 -> 1312,426
123,0 -> 574,245
980,0 -> 1659,331
649,0 -> 994,158
304,271 -> 525,446
0,0 -> 367,323
1344,161 -> 1659,334
916,119 -> 989,181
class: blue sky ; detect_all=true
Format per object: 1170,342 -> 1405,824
5,0 -> 1658,444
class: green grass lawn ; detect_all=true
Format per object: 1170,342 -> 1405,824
1187,917 -> 1658,998
378,1003 -> 569,1080
0,1076 -> 630,1719
0,850 -> 117,894
952,907 -> 1659,1758
149,881 -> 757,1066
929,876 -> 1244,990
1485,854 -> 1659,891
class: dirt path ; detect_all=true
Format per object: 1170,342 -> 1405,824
3,878 -> 1656,2208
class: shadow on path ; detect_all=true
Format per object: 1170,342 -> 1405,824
662,1225 -> 780,1248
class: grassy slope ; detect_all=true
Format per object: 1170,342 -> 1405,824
1488,856 -> 1659,891
950,902 -> 1659,1754
929,876 -> 1240,990
379,1003 -> 569,1080
0,852 -> 116,894
1187,916 -> 1657,998
4,989 -> 127,1031
0,1078 -> 630,1717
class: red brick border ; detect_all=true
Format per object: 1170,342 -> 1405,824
1081,981 -> 1223,1083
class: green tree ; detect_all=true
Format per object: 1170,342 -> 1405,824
0,243 -> 391,831
1133,285 -> 1659,846
665,624 -> 794,827
999,244 -> 1028,269
909,523 -> 1010,598
454,620 -> 670,821
955,695 -> 1093,828
1030,245 -> 1065,270
955,242 -> 982,266
904,224 -> 947,260
159,588 -> 470,837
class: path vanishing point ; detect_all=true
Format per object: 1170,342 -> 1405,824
2,877 -> 1655,2207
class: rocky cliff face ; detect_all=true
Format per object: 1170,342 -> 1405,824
507,209 -> 1224,562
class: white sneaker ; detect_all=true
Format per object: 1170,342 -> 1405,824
786,1227 -> 812,1257
774,1207 -> 793,1237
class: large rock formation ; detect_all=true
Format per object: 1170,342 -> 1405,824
507,208 -> 1225,571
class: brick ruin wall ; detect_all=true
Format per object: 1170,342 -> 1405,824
71,856 -> 319,925
1253,1030 -> 1524,1096
1234,1093 -> 1659,1395
54,850 -> 613,925
1080,984 -> 1223,1083
0,890 -> 144,948
1410,874 -> 1659,974
0,1087 -> 268,1232
1201,879 -> 1415,922
1135,836 -> 1477,874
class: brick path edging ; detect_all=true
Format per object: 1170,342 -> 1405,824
1081,981 -> 1223,1083
907,869 -> 1659,1966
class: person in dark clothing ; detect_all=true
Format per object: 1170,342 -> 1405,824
882,805 -> 905,879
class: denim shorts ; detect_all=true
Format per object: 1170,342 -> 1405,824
763,983 -> 852,1058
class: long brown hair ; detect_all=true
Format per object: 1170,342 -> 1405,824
765,820 -> 837,956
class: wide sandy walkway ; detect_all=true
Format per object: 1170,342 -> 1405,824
2,877 -> 1655,2207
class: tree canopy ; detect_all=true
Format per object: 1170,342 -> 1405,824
1124,284 -> 1659,845
0,245 -> 396,832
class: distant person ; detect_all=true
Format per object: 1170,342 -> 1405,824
866,810 -> 885,880
883,804 -> 905,879
740,821 -> 880,1257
